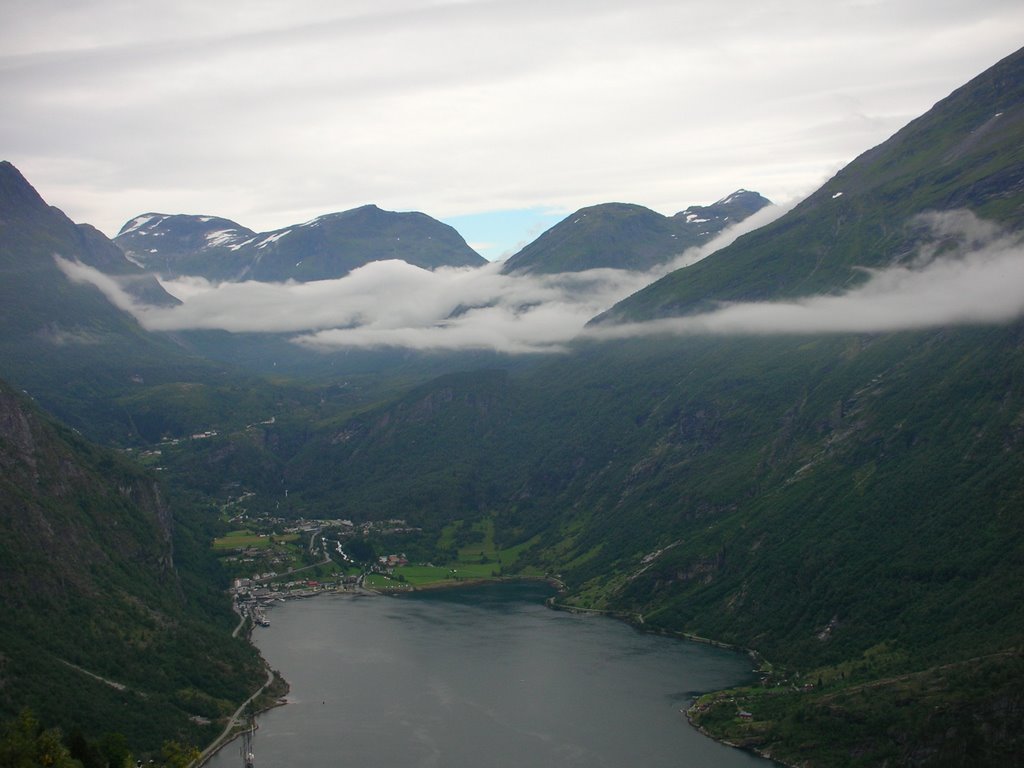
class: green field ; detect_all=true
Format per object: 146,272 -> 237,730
212,530 -> 269,550
212,530 -> 300,550
367,520 -> 545,590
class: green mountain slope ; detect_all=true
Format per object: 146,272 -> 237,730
597,47 -> 1024,323
0,379 -> 266,754
282,369 -> 528,522
0,161 -> 317,445
265,48 -> 1024,765
275,309 -> 1024,765
501,191 -> 769,275
0,162 -> 226,441
115,204 -> 486,282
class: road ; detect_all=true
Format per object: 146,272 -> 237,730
231,601 -> 246,638
193,665 -> 275,767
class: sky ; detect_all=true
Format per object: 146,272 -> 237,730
3,0 -> 1024,260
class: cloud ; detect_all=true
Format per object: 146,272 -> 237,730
54,209 -> 1024,355
659,201 -> 793,273
294,267 -> 654,354
4,1 -> 1023,241
585,211 -> 1024,340
54,253 -> 654,354
54,256 -> 141,314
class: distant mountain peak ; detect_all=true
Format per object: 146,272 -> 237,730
502,192 -> 771,275
0,163 -> 173,307
118,212 -> 169,236
114,203 -> 485,282
0,160 -> 51,215
714,188 -> 754,204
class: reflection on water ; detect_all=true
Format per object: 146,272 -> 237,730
208,583 -> 770,768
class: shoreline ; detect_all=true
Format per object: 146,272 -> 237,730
193,666 -> 288,768
209,575 -> 780,767
683,713 -> 795,768
193,694 -> 289,768
380,573 -> 562,595
545,597 -> 788,767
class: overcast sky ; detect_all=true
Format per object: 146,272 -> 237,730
3,0 -> 1023,259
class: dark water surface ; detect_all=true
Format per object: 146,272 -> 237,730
209,583 -> 770,768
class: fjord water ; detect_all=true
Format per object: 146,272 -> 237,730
211,583 -> 769,768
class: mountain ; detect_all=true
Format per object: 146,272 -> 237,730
0,161 -> 331,448
115,212 -> 256,278
115,204 -> 487,282
0,378 -> 268,754
4,44 -> 1024,766
597,48 -> 1024,323
262,48 -> 1024,765
500,190 -> 770,275
0,161 -> 241,442
0,162 -> 178,309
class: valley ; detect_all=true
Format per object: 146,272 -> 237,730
0,44 -> 1023,767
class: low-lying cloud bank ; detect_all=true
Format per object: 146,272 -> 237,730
586,211 -> 1024,341
56,209 -> 1024,354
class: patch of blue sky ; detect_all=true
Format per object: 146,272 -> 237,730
442,207 -> 566,262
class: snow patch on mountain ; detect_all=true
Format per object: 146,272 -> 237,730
205,229 -> 244,248
255,230 -> 292,249
121,214 -> 164,235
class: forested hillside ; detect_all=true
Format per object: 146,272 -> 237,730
252,48 -> 1024,765
0,380 -> 267,753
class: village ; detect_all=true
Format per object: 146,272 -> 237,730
218,514 -> 424,625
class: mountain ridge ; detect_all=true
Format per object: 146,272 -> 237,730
114,203 -> 487,283
501,190 -> 770,275
0,160 -> 240,442
595,46 -> 1024,324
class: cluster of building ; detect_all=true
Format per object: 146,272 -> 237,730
269,517 -> 417,536
378,553 -> 409,569
232,574 -> 362,604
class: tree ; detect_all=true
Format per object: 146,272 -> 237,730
98,733 -> 132,768
0,709 -> 77,768
160,741 -> 200,768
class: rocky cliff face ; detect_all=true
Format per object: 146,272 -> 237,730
0,381 -> 176,601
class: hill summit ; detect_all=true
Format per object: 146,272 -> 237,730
501,190 -> 770,275
115,203 -> 487,282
